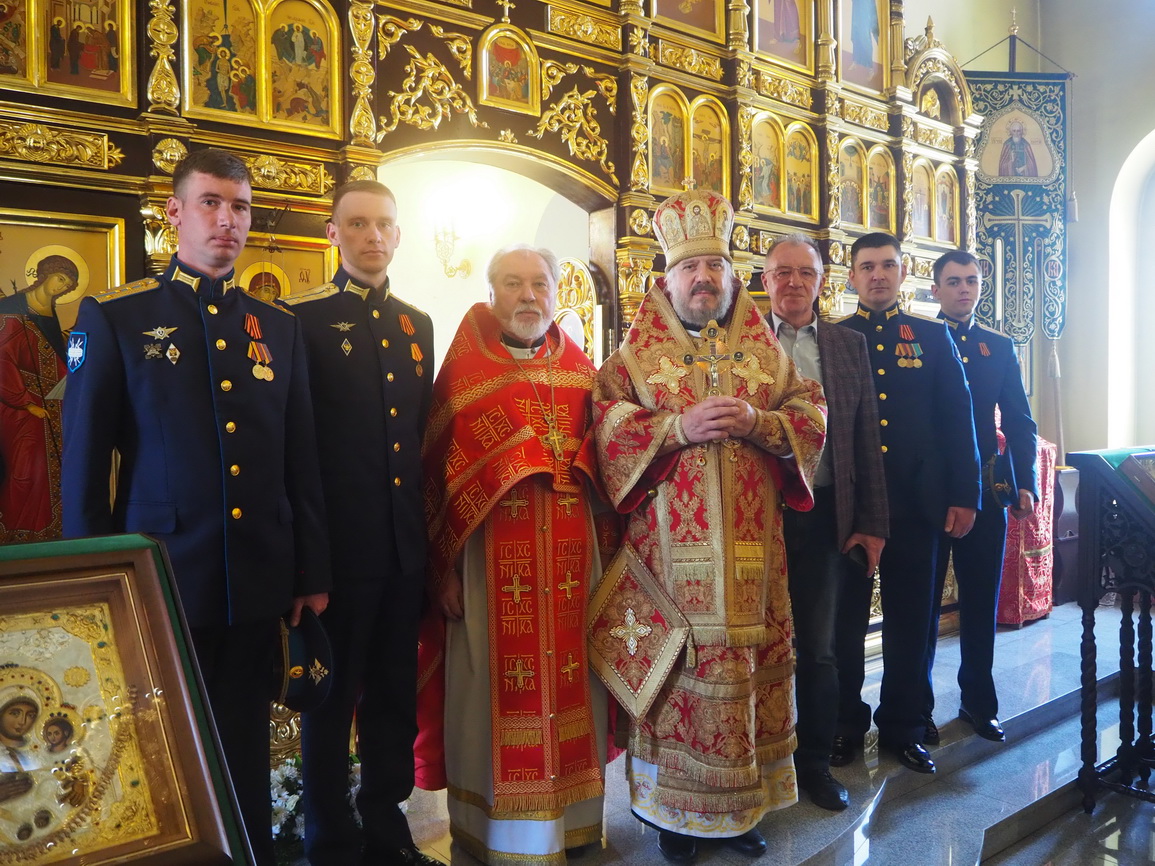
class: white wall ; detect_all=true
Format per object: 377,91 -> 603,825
903,0 -> 1040,72
377,158 -> 590,372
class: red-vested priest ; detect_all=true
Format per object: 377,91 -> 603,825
416,245 -> 614,865
588,190 -> 827,863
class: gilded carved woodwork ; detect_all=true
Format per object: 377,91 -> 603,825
732,224 -> 750,252
826,130 -> 840,227
915,123 -> 954,152
141,201 -> 178,275
0,122 -> 124,170
818,282 -> 845,319
755,70 -> 811,110
377,15 -> 424,60
145,0 -> 181,114
243,154 -> 336,195
628,25 -> 651,59
152,138 -> 188,175
529,88 -> 617,184
349,0 -> 378,145
843,100 -> 888,132
628,208 -> 652,236
585,68 -> 618,114
499,129 -> 519,143
736,106 -> 756,212
349,165 -> 376,181
902,150 -> 915,237
543,61 -> 580,100
547,6 -> 621,51
429,24 -> 473,76
657,41 -> 723,82
629,74 -> 650,191
378,46 -> 488,138
727,0 -> 750,51
269,704 -> 302,766
615,253 -> 653,325
736,60 -> 755,91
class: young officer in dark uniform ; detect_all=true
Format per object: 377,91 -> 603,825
926,250 -> 1038,742
835,232 -> 980,775
62,148 -> 331,865
282,181 -> 438,866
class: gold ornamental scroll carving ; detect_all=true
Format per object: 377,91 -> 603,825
547,6 -> 621,51
377,15 -> 423,60
736,105 -> 756,212
615,253 -> 652,326
728,0 -> 750,51
756,70 -> 811,110
628,208 -> 652,236
141,200 -> 178,274
243,154 -> 335,195
555,258 -> 597,358
378,45 -> 488,139
349,0 -> 378,145
269,703 -> 302,766
428,24 -> 474,76
657,42 -> 723,82
145,0 -> 181,113
902,149 -> 915,238
915,123 -> 954,153
529,88 -> 617,185
842,100 -> 888,132
152,137 -> 188,174
0,122 -> 125,170
627,24 -> 651,59
629,74 -> 650,191
826,129 -> 840,227
543,61 -> 580,100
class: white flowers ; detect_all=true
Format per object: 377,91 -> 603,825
270,754 -> 367,842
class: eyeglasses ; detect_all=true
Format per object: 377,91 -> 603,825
770,267 -> 820,283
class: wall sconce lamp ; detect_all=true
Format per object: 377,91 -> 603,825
434,224 -> 471,279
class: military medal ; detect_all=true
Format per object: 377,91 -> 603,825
143,325 -> 178,340
979,342 -> 991,357
166,344 -> 181,365
411,342 -> 424,377
399,314 -> 415,336
895,342 -> 923,368
244,313 -> 274,381
144,343 -> 163,359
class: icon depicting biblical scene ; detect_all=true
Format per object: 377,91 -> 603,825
978,109 -> 1055,183
936,170 -> 957,243
0,0 -> 26,77
841,0 -> 884,91
652,0 -> 724,41
691,102 -> 726,196
188,0 -> 258,116
839,146 -> 865,225
755,0 -> 811,70
234,232 -> 336,302
269,0 -> 332,127
751,119 -> 782,210
0,213 -> 122,547
478,26 -> 540,116
868,150 -> 892,230
650,90 -> 687,192
911,163 -> 932,237
784,129 -> 815,217
0,606 -> 160,856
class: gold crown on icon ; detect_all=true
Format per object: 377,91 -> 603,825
652,189 -> 735,269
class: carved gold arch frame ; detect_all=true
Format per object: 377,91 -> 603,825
749,111 -> 786,215
648,84 -> 691,196
180,0 -> 343,139
910,158 -> 935,239
838,138 -> 868,227
555,258 -> 597,361
866,144 -> 895,233
689,94 -> 730,199
933,165 -> 959,245
477,24 -> 541,117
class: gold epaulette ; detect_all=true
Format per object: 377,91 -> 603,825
280,283 -> 338,306
251,294 -> 296,315
92,277 -> 161,304
974,320 -> 1008,338
907,311 -> 943,324
832,312 -> 855,325
392,294 -> 431,321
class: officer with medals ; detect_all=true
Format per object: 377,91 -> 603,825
61,148 -> 331,865
280,181 -> 438,866
834,232 -> 980,775
926,250 -> 1038,743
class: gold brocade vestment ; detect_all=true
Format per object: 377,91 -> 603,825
591,285 -> 826,813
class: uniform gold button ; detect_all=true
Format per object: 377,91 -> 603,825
875,325 -> 883,332
231,507 -> 242,519
963,357 -> 969,363
881,445 -> 888,453
879,393 -> 887,400
876,344 -> 884,351
230,465 -> 240,476
381,338 -> 389,348
877,369 -> 885,376
393,442 -> 400,452
546,650 -> 554,657
390,408 -> 398,417
216,339 -> 227,350
225,421 -> 236,433
207,304 -> 219,315
221,380 -> 232,391
393,477 -> 401,486
386,372 -> 394,382
880,419 -> 888,427
373,310 -> 381,319
961,335 -> 968,341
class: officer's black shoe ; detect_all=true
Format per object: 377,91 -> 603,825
798,769 -> 850,811
923,718 -> 940,746
722,828 -> 768,857
830,734 -> 862,767
881,741 -> 936,774
657,830 -> 697,863
566,843 -> 594,859
959,707 -> 1006,742
383,846 -> 443,866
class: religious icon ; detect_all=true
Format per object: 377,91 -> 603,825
978,110 -> 1054,183
188,0 -> 258,116
691,101 -> 726,196
751,119 -> 782,210
478,25 -> 540,116
784,128 -> 815,217
650,89 -> 687,192
0,1 -> 26,76
911,163 -> 932,237
652,0 -> 724,41
841,0 -> 884,91
839,146 -> 865,225
936,171 -> 957,242
867,151 -> 892,230
269,1 -> 332,126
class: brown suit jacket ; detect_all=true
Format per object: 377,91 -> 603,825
815,319 -> 890,545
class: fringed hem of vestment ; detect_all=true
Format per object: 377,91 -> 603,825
628,731 -> 797,790
448,779 -> 606,818
450,820 -> 603,866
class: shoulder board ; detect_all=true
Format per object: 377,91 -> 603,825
92,277 -> 161,304
832,313 -> 856,325
280,284 -> 339,306
973,321 -> 1008,339
391,294 -> 431,321
906,312 -> 943,324
252,295 -> 295,315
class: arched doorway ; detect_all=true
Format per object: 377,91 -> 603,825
379,152 -> 615,371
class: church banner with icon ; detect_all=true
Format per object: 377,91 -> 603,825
965,72 -> 1069,346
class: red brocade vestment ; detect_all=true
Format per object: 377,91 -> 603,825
591,285 -> 826,813
416,303 -> 609,816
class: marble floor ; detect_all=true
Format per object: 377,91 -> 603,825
399,599 -> 1155,866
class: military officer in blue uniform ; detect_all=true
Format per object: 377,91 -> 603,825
834,232 -> 980,776
926,250 -> 1038,742
62,148 -> 331,866
282,180 -> 438,866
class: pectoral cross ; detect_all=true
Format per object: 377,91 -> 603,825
694,320 -> 731,396
542,425 -> 566,461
